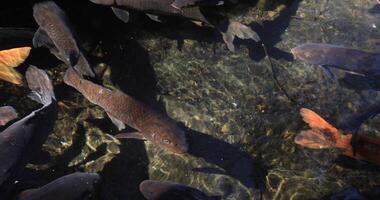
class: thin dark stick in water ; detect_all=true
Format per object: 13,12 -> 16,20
261,43 -> 299,105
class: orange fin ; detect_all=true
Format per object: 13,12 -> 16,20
300,108 -> 338,135
0,46 -> 31,85
298,108 -> 352,149
295,129 -> 336,149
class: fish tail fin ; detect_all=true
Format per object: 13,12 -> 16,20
220,20 -> 260,51
300,108 -> 339,136
295,129 -> 338,149
26,65 -> 55,105
296,108 -> 352,149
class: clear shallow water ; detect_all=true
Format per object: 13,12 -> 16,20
1,0 -> 380,199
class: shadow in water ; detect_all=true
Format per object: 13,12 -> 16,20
185,127 -> 268,198
100,141 -> 149,200
244,0 -> 301,62
335,156 -> 380,173
106,39 -> 159,106
369,4 -> 380,14
339,73 -> 380,91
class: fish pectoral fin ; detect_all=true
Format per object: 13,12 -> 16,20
115,132 -> 146,140
221,21 -> 261,52
17,188 -> 39,199
146,14 -> 162,23
106,112 -> 126,131
191,20 -> 204,27
320,65 -> 337,81
33,28 -> 63,61
33,28 -> 50,48
111,7 -> 130,23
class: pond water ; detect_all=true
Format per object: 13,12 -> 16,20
1,0 -> 380,199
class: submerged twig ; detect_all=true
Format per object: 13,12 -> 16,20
261,43 -> 299,105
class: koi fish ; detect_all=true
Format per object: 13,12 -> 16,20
295,108 -> 380,166
16,172 -> 101,200
63,67 -> 188,154
88,0 -> 260,51
291,43 -> 380,80
32,1 -> 95,78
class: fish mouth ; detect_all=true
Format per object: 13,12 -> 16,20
170,143 -> 188,155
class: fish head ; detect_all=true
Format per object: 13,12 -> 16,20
139,180 -> 179,200
291,43 -> 328,65
149,121 -> 188,154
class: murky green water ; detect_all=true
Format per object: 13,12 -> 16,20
1,0 -> 380,199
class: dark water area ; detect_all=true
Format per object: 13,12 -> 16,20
1,0 -> 380,200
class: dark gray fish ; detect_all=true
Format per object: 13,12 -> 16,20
0,106 -> 18,126
320,187 -> 367,200
89,0 -> 260,51
32,1 -> 95,77
338,102 -> 380,133
291,43 -> 380,79
0,66 -> 57,197
139,180 -> 219,200
0,28 -> 34,51
63,67 -> 188,154
338,101 -> 380,155
15,172 -> 101,200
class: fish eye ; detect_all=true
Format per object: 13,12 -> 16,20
162,139 -> 171,144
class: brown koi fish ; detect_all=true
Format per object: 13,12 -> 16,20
63,67 -> 188,154
295,108 -> 380,166
89,0 -> 260,51
32,1 -> 95,78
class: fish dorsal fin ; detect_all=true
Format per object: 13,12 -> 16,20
17,188 -> 39,198
300,108 -> 338,135
146,14 -> 162,23
33,28 -> 62,60
115,132 -> 146,140
111,7 -> 130,23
